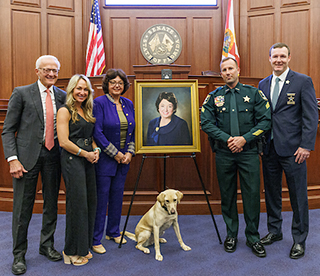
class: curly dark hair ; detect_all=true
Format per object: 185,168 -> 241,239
155,92 -> 178,114
102,68 -> 130,95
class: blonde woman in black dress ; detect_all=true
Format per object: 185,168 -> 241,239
57,74 -> 100,266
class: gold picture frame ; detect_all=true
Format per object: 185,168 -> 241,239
135,79 -> 201,154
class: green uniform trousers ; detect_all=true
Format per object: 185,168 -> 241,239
216,148 -> 261,243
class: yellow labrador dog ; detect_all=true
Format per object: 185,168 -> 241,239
124,189 -> 191,261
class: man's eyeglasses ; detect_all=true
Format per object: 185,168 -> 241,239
39,68 -> 59,74
109,80 -> 124,87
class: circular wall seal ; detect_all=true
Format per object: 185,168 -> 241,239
140,24 -> 182,65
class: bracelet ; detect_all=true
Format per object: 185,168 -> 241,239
93,147 -> 101,154
76,148 -> 82,156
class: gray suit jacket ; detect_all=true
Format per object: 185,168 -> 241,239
1,82 -> 66,170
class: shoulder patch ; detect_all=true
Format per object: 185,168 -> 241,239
258,90 -> 268,101
203,95 -> 211,105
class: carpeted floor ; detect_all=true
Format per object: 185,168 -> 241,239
1,209 -> 319,276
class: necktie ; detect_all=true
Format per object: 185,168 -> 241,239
272,77 -> 280,109
230,89 -> 240,136
45,89 -> 54,150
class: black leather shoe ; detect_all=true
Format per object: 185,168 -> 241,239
224,237 -> 238,253
260,232 -> 283,245
39,246 -> 62,262
289,243 -> 305,259
12,256 -> 26,275
246,241 -> 266,258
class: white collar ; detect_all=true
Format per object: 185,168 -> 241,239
272,67 -> 289,82
37,80 -> 53,93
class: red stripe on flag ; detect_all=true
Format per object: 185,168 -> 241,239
85,0 -> 105,77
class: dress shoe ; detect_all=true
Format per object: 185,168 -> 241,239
92,244 -> 106,254
246,241 -> 266,258
224,237 -> 237,253
289,243 -> 305,259
106,235 -> 127,244
39,246 -> 62,262
260,232 -> 283,245
12,256 -> 26,275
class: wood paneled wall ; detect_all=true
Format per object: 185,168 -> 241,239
0,0 -> 319,215
0,0 -> 83,99
1,0 -> 319,95
239,0 -> 320,94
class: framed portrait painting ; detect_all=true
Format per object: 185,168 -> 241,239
134,79 -> 201,154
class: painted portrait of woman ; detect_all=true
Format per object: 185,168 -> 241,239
146,91 -> 191,146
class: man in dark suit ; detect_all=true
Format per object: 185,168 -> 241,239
258,43 -> 318,259
1,55 -> 66,275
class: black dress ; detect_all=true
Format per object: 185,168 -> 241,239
61,109 -> 97,256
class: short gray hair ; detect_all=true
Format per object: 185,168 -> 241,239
35,55 -> 60,70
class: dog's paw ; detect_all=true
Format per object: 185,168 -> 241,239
155,254 -> 163,261
136,245 -> 150,254
143,248 -> 150,254
181,244 -> 191,251
159,238 -> 167,243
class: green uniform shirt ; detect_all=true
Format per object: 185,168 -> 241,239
201,82 -> 271,144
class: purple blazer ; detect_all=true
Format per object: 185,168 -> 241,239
93,94 -> 135,176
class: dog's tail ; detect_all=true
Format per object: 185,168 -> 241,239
121,231 -> 136,241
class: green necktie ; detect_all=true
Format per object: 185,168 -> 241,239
230,89 -> 240,136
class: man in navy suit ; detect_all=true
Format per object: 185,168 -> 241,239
258,43 -> 318,259
2,55 -> 66,274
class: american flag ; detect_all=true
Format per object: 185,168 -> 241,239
85,0 -> 106,77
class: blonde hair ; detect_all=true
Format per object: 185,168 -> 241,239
65,74 -> 95,124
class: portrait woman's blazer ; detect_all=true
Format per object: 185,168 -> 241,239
146,114 -> 191,146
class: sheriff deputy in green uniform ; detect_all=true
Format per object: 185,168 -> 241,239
201,57 -> 271,258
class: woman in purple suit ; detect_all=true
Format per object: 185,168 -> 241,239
92,69 -> 135,254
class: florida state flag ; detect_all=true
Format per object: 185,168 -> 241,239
222,0 -> 240,65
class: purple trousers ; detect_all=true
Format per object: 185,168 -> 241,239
92,165 -> 127,246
